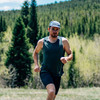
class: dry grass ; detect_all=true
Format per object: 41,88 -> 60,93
0,87 -> 100,100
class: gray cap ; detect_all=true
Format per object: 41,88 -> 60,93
49,21 -> 60,28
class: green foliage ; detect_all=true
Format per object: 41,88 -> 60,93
0,16 -> 7,63
0,16 -> 7,32
68,50 -> 80,88
37,0 -> 100,38
5,17 -> 33,87
27,0 -> 38,47
0,0 -> 99,38
21,0 -> 29,27
0,32 -> 4,43
67,34 -> 100,87
0,10 -> 20,30
0,32 -> 4,62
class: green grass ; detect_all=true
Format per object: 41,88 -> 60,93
0,87 -> 100,100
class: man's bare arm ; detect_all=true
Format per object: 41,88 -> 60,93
33,38 -> 44,72
60,37 -> 73,64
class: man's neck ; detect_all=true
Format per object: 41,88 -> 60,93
49,36 -> 58,43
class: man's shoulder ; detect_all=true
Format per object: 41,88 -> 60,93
61,37 -> 68,41
61,37 -> 69,46
38,36 -> 49,44
39,38 -> 44,42
37,38 -> 44,46
58,36 -> 67,40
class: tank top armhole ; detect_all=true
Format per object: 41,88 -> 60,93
58,36 -> 65,53
43,36 -> 48,51
58,36 -> 63,46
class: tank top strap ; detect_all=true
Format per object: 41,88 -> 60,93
58,36 -> 63,46
44,36 -> 62,43
44,36 -> 49,42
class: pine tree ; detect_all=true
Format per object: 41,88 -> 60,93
82,24 -> 85,34
27,0 -> 38,47
0,16 -> 3,32
21,0 -> 29,27
68,50 -> 80,88
0,16 -> 7,32
65,17 -> 68,27
5,17 -> 33,87
77,23 -> 82,35
89,21 -> 93,36
93,22 -> 96,33
37,26 -> 42,40
0,16 -> 7,43
2,17 -> 7,31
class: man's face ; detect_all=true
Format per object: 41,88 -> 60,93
48,27 -> 60,38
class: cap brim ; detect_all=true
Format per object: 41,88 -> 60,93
50,25 -> 60,28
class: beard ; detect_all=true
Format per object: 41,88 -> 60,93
51,33 -> 58,38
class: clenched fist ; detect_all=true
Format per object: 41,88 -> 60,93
34,65 -> 41,72
60,57 -> 68,64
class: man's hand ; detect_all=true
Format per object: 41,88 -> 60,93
34,65 -> 41,72
60,57 -> 68,64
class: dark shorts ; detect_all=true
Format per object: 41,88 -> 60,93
40,71 -> 61,95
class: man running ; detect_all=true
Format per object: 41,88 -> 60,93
33,21 -> 73,100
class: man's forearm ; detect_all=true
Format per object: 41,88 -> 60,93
33,52 -> 41,72
33,52 -> 39,66
66,53 -> 73,61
